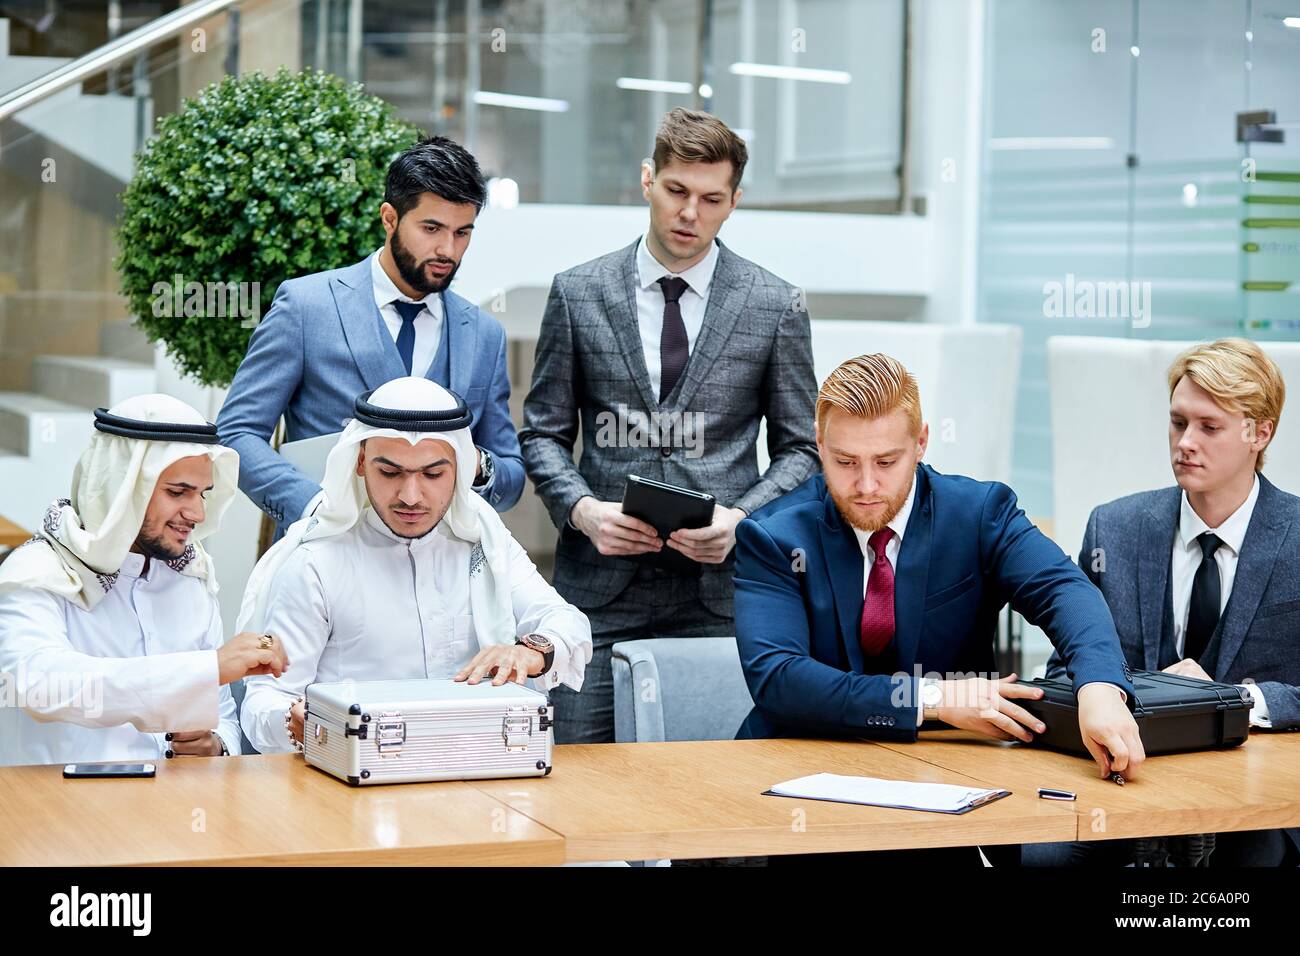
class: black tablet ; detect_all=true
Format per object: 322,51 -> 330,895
620,475 -> 716,573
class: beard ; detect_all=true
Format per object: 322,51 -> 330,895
390,223 -> 460,295
134,519 -> 189,561
828,472 -> 915,533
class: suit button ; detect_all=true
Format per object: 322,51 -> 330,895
661,447 -> 672,458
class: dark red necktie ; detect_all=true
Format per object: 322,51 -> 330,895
860,528 -> 896,656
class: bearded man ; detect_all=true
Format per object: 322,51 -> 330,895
0,395 -> 289,766
237,378 -> 591,754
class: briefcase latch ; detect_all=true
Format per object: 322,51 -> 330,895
375,712 -> 406,757
502,707 -> 533,750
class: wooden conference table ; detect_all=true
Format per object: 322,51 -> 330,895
0,514 -> 31,550
1,732 -> 1297,865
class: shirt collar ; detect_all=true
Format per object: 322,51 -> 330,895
118,551 -> 149,580
1178,472 -> 1259,557
851,472 -> 918,558
635,234 -> 720,298
371,247 -> 442,314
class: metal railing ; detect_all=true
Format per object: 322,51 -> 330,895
0,0 -> 242,122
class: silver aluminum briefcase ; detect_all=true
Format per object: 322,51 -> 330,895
303,678 -> 553,786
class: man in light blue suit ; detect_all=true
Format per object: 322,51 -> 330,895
218,136 -> 524,532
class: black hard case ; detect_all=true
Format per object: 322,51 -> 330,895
1019,670 -> 1252,756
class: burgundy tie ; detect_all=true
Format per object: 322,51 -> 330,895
658,276 -> 690,402
860,528 -> 896,657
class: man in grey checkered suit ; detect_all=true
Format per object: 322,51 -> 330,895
521,109 -> 820,743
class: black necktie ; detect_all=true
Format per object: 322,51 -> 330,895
1184,532 -> 1222,662
657,276 -> 690,402
391,300 -> 424,375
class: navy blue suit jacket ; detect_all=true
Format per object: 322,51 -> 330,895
733,465 -> 1134,741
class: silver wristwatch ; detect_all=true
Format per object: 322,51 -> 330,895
920,678 -> 943,721
474,446 -> 494,487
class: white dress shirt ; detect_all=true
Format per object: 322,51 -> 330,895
1170,474 -> 1270,727
241,507 -> 593,753
635,234 -> 720,399
371,247 -> 444,378
0,552 -> 240,766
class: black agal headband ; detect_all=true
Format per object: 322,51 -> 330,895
93,408 -> 220,444
353,389 -> 473,432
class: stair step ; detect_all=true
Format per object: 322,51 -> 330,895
0,392 -> 91,456
30,355 -> 155,409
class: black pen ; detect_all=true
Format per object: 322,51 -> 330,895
1037,787 -> 1076,801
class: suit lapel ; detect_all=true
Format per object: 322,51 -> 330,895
893,466 -> 932,673
819,491 -> 866,675
669,242 -> 752,410
440,289 -> 477,398
1215,476 -> 1290,678
332,257 -> 406,390
1138,495 -> 1180,670
601,240 -> 659,412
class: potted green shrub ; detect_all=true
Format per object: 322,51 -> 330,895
116,67 -> 420,388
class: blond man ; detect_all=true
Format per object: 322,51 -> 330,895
733,354 -> 1142,866
522,108 -> 818,743
1033,338 -> 1299,866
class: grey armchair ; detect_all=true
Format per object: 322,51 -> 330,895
611,637 -> 754,743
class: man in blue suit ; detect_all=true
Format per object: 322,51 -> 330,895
735,354 -> 1144,786
217,136 -> 524,532
1027,338 -> 1299,866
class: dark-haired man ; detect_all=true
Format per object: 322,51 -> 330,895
521,108 -> 819,742
219,135 -> 525,533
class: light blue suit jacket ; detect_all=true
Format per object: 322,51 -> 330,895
217,256 -> 524,530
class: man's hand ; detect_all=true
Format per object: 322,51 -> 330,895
666,505 -> 746,565
216,632 -> 290,685
570,497 -> 663,557
1077,682 -> 1145,780
1163,658 -> 1212,682
454,645 -> 545,686
287,699 -> 305,744
168,730 -> 223,756
932,673 -> 1047,742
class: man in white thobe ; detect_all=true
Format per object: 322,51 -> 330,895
0,395 -> 289,766
238,377 -> 592,754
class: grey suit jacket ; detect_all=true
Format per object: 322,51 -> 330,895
1047,474 -> 1300,733
1048,476 -> 1300,851
520,238 -> 820,617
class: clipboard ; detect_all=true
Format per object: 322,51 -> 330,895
760,788 -> 1011,815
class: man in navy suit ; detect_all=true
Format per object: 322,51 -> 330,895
735,354 -> 1144,785
218,136 -> 524,533
1027,339 -> 1299,866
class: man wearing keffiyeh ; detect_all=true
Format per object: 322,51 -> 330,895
0,394 -> 289,766
237,377 -> 591,754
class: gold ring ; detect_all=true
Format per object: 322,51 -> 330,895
259,634 -> 274,649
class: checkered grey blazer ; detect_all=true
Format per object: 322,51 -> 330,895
520,237 -> 820,618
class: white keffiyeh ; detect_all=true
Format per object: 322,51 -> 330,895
235,378 -> 518,654
0,394 -> 238,610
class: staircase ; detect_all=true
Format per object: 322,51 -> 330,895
0,16 -> 153,533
